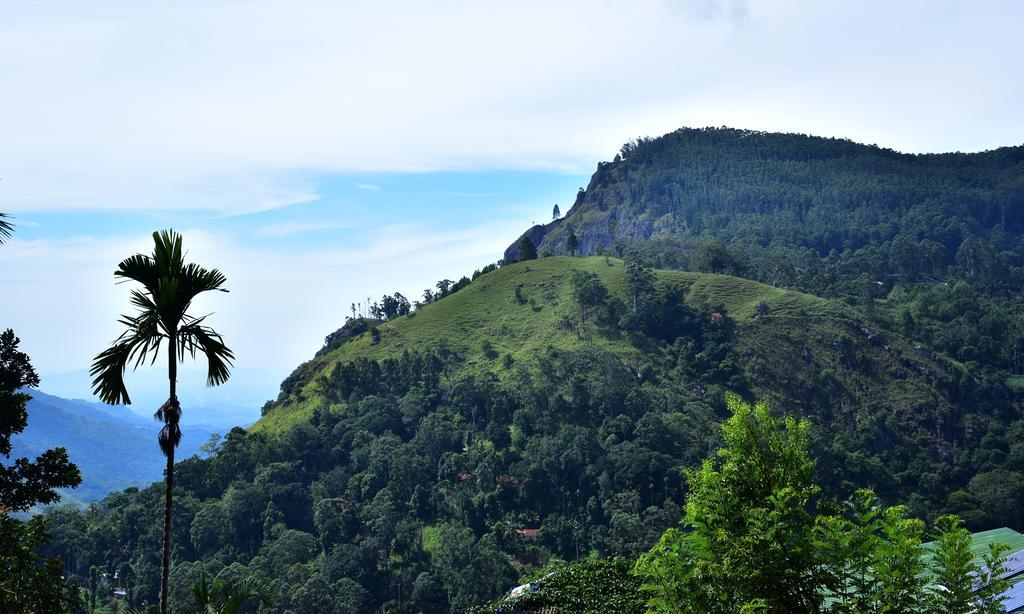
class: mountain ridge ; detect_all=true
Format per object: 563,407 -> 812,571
504,126 -> 1024,262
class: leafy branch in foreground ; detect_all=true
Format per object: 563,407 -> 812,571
635,397 -> 1014,613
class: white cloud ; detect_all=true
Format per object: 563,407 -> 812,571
354,183 -> 381,191
0,217 -> 525,386
0,1 -> 1020,215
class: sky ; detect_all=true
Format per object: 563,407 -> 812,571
1,0 -> 1022,421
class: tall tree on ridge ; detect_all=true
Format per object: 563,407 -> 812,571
91,229 -> 234,614
552,204 -> 561,220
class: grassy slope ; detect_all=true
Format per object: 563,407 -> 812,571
257,255 -> 953,437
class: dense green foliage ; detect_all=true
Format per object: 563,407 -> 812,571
1,329 -> 82,612
634,398 -> 1012,613
482,400 -> 1014,613
636,398 -> 821,611
509,127 -> 1024,530
44,261 -> 753,611
188,564 -> 277,613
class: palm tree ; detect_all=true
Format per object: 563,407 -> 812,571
91,229 -> 233,614
0,212 -> 14,243
188,566 -> 275,613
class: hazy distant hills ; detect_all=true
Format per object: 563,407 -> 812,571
38,367 -> 275,430
13,390 -> 218,503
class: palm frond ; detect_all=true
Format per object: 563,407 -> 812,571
118,308 -> 164,370
179,323 -> 234,387
222,576 -> 276,613
152,229 -> 183,275
189,565 -> 214,612
115,253 -> 160,290
128,289 -> 158,317
91,301 -> 164,404
90,332 -> 159,405
181,262 -> 228,294
0,213 -> 13,244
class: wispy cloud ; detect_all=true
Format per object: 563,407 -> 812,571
354,183 -> 381,191
256,220 -> 352,238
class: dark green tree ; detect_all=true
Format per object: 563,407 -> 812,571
625,256 -> 656,312
693,240 -> 740,275
518,236 -> 538,261
815,489 -> 926,612
635,397 -> 821,612
0,515 -> 82,612
0,329 -> 82,612
571,271 -> 609,323
88,565 -> 98,612
929,515 -> 1011,614
553,204 -> 561,220
91,229 -> 234,614
566,229 -> 579,257
1,330 -> 82,511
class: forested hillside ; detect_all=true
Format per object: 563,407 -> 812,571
44,251 -> 1024,611
36,127 -> 1024,612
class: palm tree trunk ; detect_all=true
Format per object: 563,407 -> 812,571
160,446 -> 174,613
160,335 -> 178,614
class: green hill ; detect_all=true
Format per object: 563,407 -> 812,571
259,256 -> 837,431
258,254 -> 982,505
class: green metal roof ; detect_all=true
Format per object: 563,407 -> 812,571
922,527 -> 1024,567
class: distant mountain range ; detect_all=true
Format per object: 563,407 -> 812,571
13,390 -> 220,503
38,366 -> 273,429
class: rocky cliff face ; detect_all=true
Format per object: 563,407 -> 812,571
504,162 -> 663,261
504,131 -> 700,260
503,220 -> 559,262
